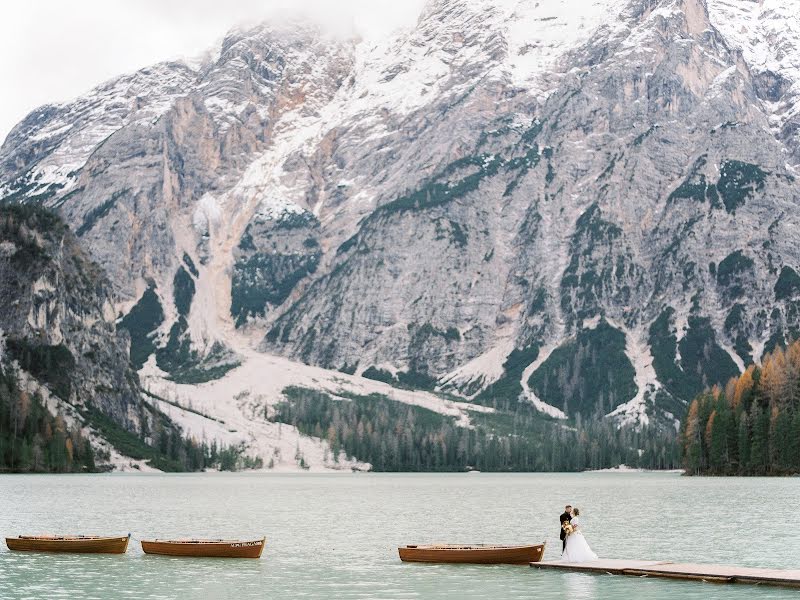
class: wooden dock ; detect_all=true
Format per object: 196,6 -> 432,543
532,559 -> 800,588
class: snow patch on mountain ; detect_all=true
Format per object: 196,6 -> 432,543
139,348 -> 494,470
519,343 -> 568,420
751,337 -> 768,365
708,0 -> 800,162
605,321 -> 661,427
439,340 -> 514,396
1,61 -> 199,200
193,193 -> 223,234
148,390 -> 368,473
501,0 -> 630,90
253,193 -> 307,223
720,340 -> 746,373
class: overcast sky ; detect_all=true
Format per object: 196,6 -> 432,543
0,0 -> 426,143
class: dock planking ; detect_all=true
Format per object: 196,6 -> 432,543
531,559 -> 800,588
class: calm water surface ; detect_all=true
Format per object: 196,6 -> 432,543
0,473 -> 798,599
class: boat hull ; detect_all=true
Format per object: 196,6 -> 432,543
5,535 -> 130,554
141,538 -> 265,558
399,543 -> 545,565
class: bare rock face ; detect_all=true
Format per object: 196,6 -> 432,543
2,0 -> 800,427
0,205 -> 149,433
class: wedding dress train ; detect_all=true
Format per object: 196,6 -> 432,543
561,517 -> 598,562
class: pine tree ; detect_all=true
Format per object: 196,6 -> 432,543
683,399 -> 704,474
733,366 -> 755,412
749,403 -> 770,474
737,413 -> 750,474
705,410 -> 719,474
790,410 -> 800,471
770,408 -> 792,472
708,407 -> 730,475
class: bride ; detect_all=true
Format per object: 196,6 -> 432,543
562,508 -> 598,562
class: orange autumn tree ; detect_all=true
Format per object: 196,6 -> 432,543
682,339 -> 800,475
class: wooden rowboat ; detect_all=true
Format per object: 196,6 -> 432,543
399,542 -> 546,564
5,534 -> 130,554
140,537 -> 265,558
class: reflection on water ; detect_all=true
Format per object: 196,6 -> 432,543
564,573 -> 597,599
0,473 -> 798,599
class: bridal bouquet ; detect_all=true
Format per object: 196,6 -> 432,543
562,522 -> 575,535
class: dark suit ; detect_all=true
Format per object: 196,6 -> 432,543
559,511 -> 572,552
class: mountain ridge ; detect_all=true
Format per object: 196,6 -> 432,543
2,0 -> 800,463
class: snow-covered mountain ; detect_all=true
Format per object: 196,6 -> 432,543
2,0 -> 800,463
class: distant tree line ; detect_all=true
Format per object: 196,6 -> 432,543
270,387 -> 681,472
683,340 -> 800,475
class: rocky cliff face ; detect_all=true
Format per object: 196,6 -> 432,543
2,0 -> 800,429
0,205 -> 154,439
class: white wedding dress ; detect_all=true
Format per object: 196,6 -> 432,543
561,517 -> 598,562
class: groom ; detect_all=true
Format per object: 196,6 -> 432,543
559,504 -> 573,553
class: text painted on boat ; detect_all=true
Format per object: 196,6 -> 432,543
230,541 -> 263,547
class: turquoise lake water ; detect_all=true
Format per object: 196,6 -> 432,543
0,472 -> 798,599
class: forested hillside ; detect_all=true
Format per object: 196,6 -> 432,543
0,362 -> 96,472
683,341 -> 800,475
0,358 -> 264,473
272,387 -> 681,472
